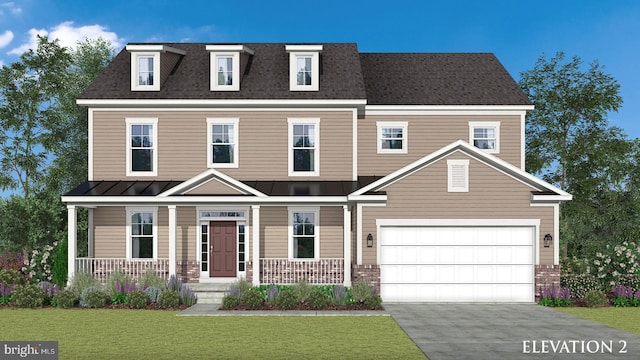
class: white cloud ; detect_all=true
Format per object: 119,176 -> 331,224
8,21 -> 123,55
1,2 -> 22,15
0,30 -> 13,48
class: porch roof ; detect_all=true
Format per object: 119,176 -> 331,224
65,177 -> 385,197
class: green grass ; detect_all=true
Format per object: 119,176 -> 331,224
0,309 -> 425,359
556,307 -> 640,335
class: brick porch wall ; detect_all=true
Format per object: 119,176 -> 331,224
176,260 -> 199,283
535,264 -> 561,297
261,259 -> 344,284
351,264 -> 380,295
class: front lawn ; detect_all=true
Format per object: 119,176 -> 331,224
556,307 -> 640,335
0,309 -> 425,359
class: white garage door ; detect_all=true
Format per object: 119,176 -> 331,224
380,226 -> 534,302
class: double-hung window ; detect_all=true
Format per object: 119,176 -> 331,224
469,122 -> 500,153
127,207 -> 157,259
288,118 -> 320,176
377,122 -> 408,154
289,208 -> 319,259
207,118 -> 239,168
126,118 -> 158,176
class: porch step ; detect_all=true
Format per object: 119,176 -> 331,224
188,283 -> 230,304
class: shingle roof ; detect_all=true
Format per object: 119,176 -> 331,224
79,43 -> 531,106
79,43 -> 367,100
359,53 -> 531,105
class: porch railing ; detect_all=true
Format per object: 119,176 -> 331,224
260,258 -> 344,284
75,258 -> 169,283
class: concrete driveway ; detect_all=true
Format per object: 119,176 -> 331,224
385,303 -> 640,359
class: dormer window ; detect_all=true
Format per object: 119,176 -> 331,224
286,45 -> 322,91
126,44 -> 186,92
206,45 -> 254,92
131,53 -> 159,91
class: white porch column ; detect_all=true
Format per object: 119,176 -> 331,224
343,205 -> 352,286
67,205 -> 77,285
168,205 -> 177,277
87,208 -> 94,257
356,203 -> 363,264
251,205 -> 260,286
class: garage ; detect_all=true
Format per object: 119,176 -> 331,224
380,226 -> 534,302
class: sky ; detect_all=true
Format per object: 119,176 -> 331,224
0,0 -> 639,139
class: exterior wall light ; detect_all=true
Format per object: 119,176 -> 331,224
543,233 -> 552,248
367,233 -> 374,248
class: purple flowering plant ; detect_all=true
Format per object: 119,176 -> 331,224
539,286 -> 571,307
0,283 -> 14,305
612,285 -> 640,307
111,279 -> 137,304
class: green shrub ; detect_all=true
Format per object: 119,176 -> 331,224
70,272 -> 98,295
365,295 -> 383,310
0,269 -> 25,286
236,278 -> 253,294
37,281 -> 59,305
276,290 -> 298,309
560,256 -> 590,275
84,290 -> 107,308
138,269 -> 165,289
616,274 -> 640,292
265,284 -> 280,304
561,274 -> 601,299
350,279 -> 373,303
222,294 -> 240,309
51,240 -> 68,288
158,289 -> 180,308
293,279 -> 312,303
79,285 -> 101,307
144,286 -> 162,303
52,289 -> 78,308
241,288 -> 263,309
127,290 -> 148,309
11,284 -> 45,308
583,290 -> 608,308
592,242 -> 640,288
308,288 -> 329,309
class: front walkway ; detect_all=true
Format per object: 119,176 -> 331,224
385,303 -> 640,360
178,303 -> 388,317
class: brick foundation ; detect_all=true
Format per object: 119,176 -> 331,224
351,264 -> 380,294
245,261 -> 253,283
535,264 -> 561,297
176,260 -> 199,283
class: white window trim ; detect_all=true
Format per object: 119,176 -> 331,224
469,121 -> 500,154
210,52 -> 240,91
288,118 -> 320,176
206,118 -> 239,168
288,207 -> 320,260
447,159 -> 469,192
126,118 -> 158,176
288,52 -> 320,91
126,207 -> 158,260
377,121 -> 408,154
130,52 -> 160,91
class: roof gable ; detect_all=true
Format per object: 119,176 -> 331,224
350,140 -> 571,201
159,169 -> 266,197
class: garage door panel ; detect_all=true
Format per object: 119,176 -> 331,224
380,226 -> 534,302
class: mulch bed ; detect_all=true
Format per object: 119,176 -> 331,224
221,302 -> 383,311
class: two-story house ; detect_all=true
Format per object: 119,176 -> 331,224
62,43 -> 571,302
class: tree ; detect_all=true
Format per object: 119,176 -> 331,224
0,36 -> 113,253
519,52 -> 635,258
0,36 -> 72,197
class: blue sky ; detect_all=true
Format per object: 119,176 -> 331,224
0,0 -> 639,138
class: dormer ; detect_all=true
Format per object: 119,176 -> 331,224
126,44 -> 186,91
286,45 -> 322,91
206,45 -> 254,91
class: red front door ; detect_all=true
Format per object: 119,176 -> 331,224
210,221 -> 236,277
